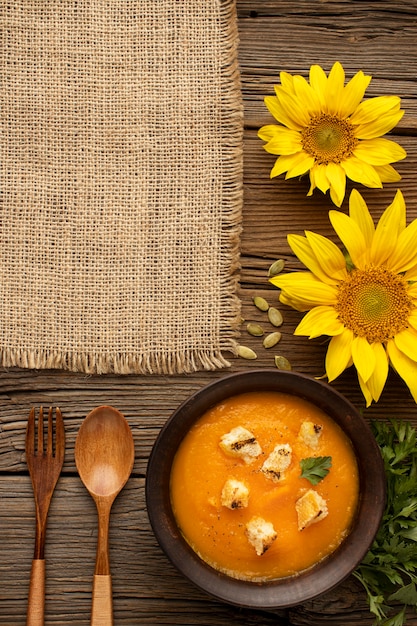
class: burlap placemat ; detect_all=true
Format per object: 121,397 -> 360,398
1,0 -> 243,375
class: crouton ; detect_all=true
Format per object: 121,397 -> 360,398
245,516 -> 277,556
219,426 -> 262,464
261,443 -> 292,482
299,421 -> 322,449
296,489 -> 328,530
220,478 -> 249,509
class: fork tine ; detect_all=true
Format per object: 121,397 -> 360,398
47,407 -> 53,456
25,407 -> 35,456
54,407 -> 65,462
37,406 -> 44,455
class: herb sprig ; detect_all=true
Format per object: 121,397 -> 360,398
354,419 -> 417,625
299,456 -> 332,485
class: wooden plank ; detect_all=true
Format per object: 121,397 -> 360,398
237,0 -> 417,18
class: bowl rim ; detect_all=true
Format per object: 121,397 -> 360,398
146,369 -> 386,609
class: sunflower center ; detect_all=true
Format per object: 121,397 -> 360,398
301,113 -> 358,165
335,266 -> 413,343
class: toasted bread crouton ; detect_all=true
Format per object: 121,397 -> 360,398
299,421 -> 322,449
296,489 -> 328,531
219,426 -> 262,464
221,478 -> 249,509
245,516 -> 277,556
261,443 -> 292,482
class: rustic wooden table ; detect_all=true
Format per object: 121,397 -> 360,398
1,1 -> 417,624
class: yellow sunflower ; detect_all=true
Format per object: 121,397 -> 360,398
258,62 -> 406,207
270,189 -> 417,406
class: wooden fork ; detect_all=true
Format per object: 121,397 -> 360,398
25,406 -> 65,626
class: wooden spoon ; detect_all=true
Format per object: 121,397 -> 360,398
75,406 -> 135,626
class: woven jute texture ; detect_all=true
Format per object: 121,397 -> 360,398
1,0 -> 243,374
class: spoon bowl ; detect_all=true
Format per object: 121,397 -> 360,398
75,405 -> 134,626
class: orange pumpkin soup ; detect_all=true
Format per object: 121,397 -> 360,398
170,391 -> 359,581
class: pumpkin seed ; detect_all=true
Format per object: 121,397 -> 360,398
274,355 -> 292,370
247,323 -> 264,337
237,345 -> 258,360
268,259 -> 285,277
268,307 -> 283,327
263,331 -> 282,349
253,296 -> 269,312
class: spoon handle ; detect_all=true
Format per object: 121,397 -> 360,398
26,559 -> 45,626
91,574 -> 113,626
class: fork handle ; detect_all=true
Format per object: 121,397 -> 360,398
91,574 -> 113,626
26,559 -> 45,626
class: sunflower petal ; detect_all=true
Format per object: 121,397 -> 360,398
349,95 -> 402,126
407,309 -> 417,331
353,109 -> 405,139
404,267 -> 417,282
340,70 -> 372,117
277,90 -> 312,128
357,374 -> 373,408
263,128 -> 303,155
270,271 -> 320,288
324,62 -> 346,116
258,124 -> 281,142
325,329 -> 354,381
270,153 -> 305,178
293,75 -> 322,115
326,162 -> 346,207
341,157 -> 383,188
394,328 -> 417,363
295,306 -> 344,338
387,340 -> 417,402
264,95 -> 304,131
286,154 -> 315,178
373,164 -> 402,183
388,214 -> 417,274
353,138 -> 407,166
279,71 -> 296,95
271,272 -> 338,308
329,210 -> 369,269
307,169 -> 317,196
311,164 -> 330,194
366,343 -> 389,403
287,234 -> 340,284
371,189 -> 405,265
279,291 -> 310,312
408,283 -> 417,299
305,231 -> 348,281
348,189 -> 375,249
352,336 -> 376,382
309,64 -> 327,106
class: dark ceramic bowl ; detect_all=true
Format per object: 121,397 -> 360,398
146,369 -> 385,609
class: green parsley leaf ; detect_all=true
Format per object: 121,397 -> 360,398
354,418 -> 417,625
381,606 -> 407,626
299,456 -> 332,485
389,582 -> 417,606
